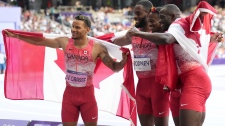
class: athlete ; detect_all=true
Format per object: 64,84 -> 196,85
4,14 -> 128,126
126,3 -> 223,126
113,1 -> 170,126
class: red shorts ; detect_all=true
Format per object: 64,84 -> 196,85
136,77 -> 170,117
61,84 -> 98,122
179,67 -> 211,112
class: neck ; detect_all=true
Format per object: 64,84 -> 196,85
73,36 -> 88,48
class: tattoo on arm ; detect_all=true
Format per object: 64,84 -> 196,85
100,44 -> 115,70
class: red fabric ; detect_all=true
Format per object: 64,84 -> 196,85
179,67 -> 211,112
173,1 -> 218,65
2,29 -> 45,99
96,32 -> 114,42
62,85 -> 98,122
155,44 -> 178,90
136,77 -> 170,117
96,35 -> 137,126
2,29 -> 136,126
189,1 -> 217,32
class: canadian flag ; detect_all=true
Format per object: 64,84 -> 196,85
168,1 -> 218,72
96,30 -> 128,42
2,29 -> 136,126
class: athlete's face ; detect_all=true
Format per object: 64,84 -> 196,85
148,12 -> 162,32
159,9 -> 174,31
71,20 -> 90,39
133,5 -> 148,28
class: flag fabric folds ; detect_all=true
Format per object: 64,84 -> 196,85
168,1 -> 218,72
155,44 -> 179,90
2,29 -> 136,126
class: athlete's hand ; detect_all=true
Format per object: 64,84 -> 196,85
122,51 -> 129,62
4,30 -> 17,38
210,32 -> 223,43
126,27 -> 139,37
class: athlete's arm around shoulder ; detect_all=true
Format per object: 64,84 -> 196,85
112,34 -> 132,46
92,41 -> 128,72
4,30 -> 69,49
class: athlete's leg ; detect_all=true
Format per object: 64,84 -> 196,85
136,94 -> 154,126
180,110 -> 202,126
80,86 -> 98,126
138,114 -> 154,126
81,100 -> 98,126
179,67 -> 211,126
63,122 -> 77,126
61,86 -> 80,126
151,81 -> 170,126
136,78 -> 154,126
199,112 -> 206,126
170,90 -> 181,126
199,104 -> 206,126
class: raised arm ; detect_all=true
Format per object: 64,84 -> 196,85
112,35 -> 132,46
97,43 -> 128,72
4,30 -> 68,49
210,32 -> 223,43
127,27 -> 176,45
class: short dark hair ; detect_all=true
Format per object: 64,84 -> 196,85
161,4 -> 181,15
75,14 -> 91,28
136,0 -> 153,12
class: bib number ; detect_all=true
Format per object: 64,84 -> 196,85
134,58 -> 151,71
66,70 -> 87,87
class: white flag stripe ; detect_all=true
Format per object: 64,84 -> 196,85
43,47 -> 66,102
95,70 -> 124,114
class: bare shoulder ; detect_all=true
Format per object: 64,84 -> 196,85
93,41 -> 107,52
55,37 -> 70,49
55,37 -> 69,43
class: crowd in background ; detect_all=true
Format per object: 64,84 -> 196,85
1,0 -> 225,59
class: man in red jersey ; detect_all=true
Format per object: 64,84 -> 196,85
4,14 -> 128,126
126,2 -> 223,126
113,1 -> 170,126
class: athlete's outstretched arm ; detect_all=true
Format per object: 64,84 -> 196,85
97,43 -> 128,72
127,27 -> 176,45
4,30 -> 67,48
112,35 -> 132,46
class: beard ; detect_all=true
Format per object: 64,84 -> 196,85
135,18 -> 147,28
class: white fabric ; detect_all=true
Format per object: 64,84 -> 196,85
0,53 -> 5,64
168,23 -> 209,72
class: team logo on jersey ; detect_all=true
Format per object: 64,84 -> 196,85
84,51 -> 88,54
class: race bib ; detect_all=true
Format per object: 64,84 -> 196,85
134,58 -> 151,71
66,70 -> 88,87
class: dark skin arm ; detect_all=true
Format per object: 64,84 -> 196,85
128,27 -> 224,44
127,27 -> 176,45
210,32 -> 223,43
112,35 -> 132,46
97,43 -> 128,72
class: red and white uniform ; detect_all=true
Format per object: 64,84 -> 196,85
132,36 -> 170,117
132,37 -> 158,78
173,44 -> 211,112
62,38 -> 98,122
